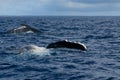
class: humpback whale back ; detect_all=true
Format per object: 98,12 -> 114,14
47,40 -> 87,51
6,24 -> 41,34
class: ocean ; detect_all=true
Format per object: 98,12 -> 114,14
0,16 -> 119,80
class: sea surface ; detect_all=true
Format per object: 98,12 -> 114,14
0,16 -> 120,80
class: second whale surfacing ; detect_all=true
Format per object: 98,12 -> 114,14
47,40 -> 87,51
6,24 -> 41,34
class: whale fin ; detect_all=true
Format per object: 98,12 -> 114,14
6,24 -> 41,34
47,40 -> 87,51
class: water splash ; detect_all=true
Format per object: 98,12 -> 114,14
19,44 -> 50,56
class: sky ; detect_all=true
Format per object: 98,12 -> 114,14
0,0 -> 120,16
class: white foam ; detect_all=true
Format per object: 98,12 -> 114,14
26,31 -> 34,33
19,44 -> 50,56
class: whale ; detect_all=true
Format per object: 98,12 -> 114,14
5,40 -> 87,55
5,24 -> 41,34
18,40 -> 87,54
47,40 -> 87,51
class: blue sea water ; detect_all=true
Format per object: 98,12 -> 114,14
0,16 -> 120,80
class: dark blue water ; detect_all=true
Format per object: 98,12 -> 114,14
0,16 -> 120,80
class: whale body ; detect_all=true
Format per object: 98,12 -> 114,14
6,24 -> 41,34
18,40 -> 87,55
47,40 -> 87,51
5,40 -> 87,55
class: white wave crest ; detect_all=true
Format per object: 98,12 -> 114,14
19,44 -> 50,56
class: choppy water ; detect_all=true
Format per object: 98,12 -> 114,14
0,16 -> 120,80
